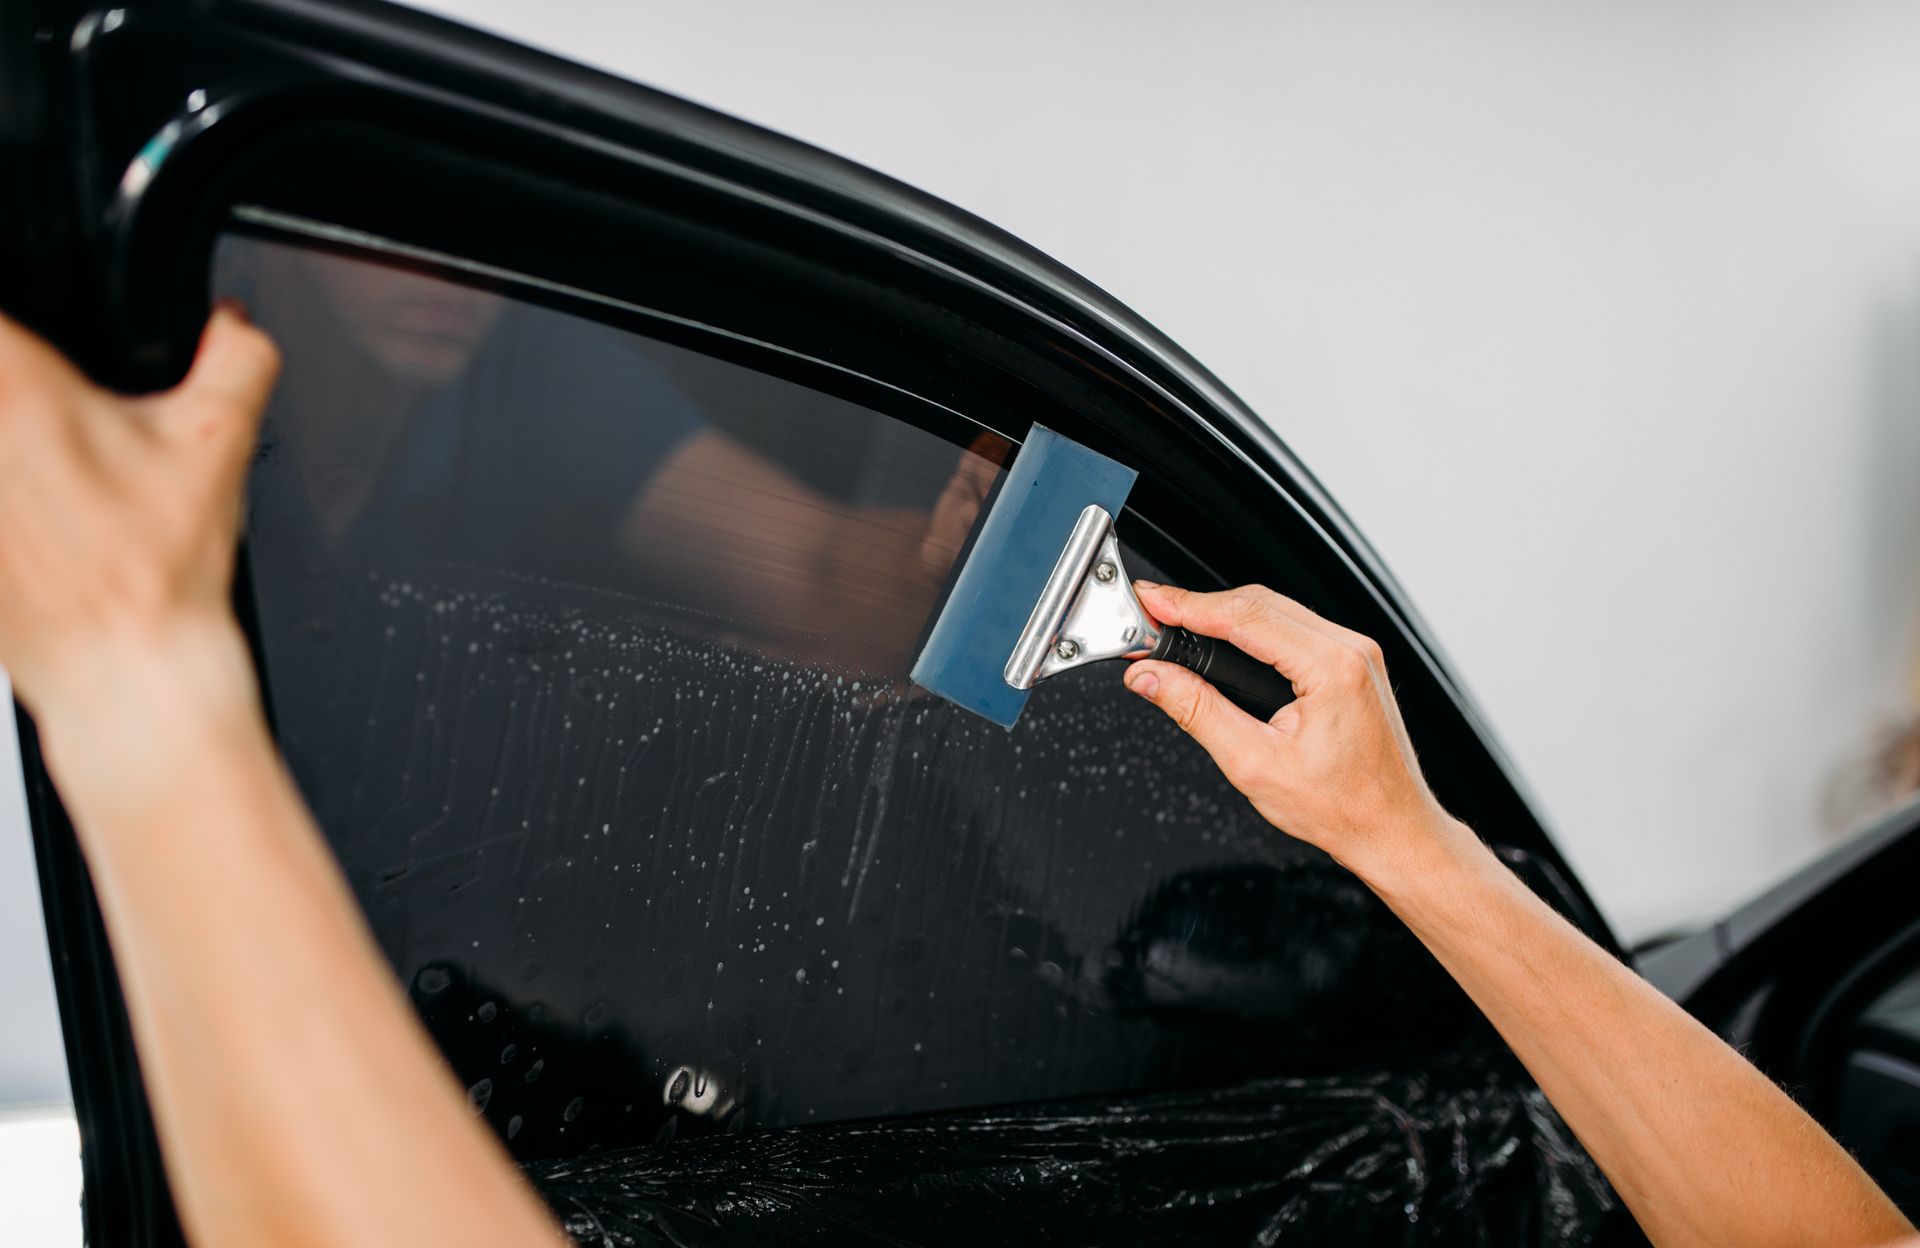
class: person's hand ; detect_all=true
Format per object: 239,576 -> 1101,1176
0,305 -> 279,719
1122,582 -> 1464,880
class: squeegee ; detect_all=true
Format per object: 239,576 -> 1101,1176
910,424 -> 1296,729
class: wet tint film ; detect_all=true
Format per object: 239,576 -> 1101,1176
213,234 -> 1606,1242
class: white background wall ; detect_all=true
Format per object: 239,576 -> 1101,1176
0,673 -> 65,1109
5,0 -> 1920,1115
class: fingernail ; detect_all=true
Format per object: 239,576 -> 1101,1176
215,297 -> 251,324
1133,579 -> 1159,591
1127,670 -> 1158,697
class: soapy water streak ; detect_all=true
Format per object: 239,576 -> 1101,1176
528,1056 -> 1616,1247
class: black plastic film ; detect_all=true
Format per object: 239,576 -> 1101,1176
530,1055 -> 1616,1246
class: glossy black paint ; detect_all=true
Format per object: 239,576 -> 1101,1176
1,1 -> 1629,1243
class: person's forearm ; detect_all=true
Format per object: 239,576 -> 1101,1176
37,623 -> 559,1248
1124,582 -> 1914,1246
1358,820 -> 1913,1248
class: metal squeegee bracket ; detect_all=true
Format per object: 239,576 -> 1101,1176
1004,505 -> 1161,690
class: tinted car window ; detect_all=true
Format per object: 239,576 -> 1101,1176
215,232 -> 1473,1161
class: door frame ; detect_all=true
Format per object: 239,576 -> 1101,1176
4,1 -> 1616,1240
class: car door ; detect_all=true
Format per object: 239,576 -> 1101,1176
1640,793 -> 1920,1223
3,1 -> 1630,1243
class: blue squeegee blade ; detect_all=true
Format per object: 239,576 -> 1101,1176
910,424 -> 1137,728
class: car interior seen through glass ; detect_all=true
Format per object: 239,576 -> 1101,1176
212,232 -> 1612,1240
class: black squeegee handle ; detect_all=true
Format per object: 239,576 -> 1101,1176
1147,626 -> 1297,721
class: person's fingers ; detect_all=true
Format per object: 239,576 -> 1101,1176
1136,581 -> 1341,681
1202,581 -> 1347,640
1175,582 -> 1381,661
1124,658 -> 1272,780
153,304 -> 280,464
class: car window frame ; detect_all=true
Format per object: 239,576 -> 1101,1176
13,2 -> 1618,1239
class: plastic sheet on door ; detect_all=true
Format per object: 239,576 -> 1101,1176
530,1054 -> 1616,1247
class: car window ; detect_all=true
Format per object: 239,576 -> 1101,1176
213,232 -> 1474,1162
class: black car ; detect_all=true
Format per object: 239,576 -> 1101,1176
4,1 -> 1916,1243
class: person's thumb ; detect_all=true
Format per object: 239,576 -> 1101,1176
155,303 -> 281,464
1124,659 -> 1268,782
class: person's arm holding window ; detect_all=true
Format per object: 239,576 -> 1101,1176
0,309 -> 561,1248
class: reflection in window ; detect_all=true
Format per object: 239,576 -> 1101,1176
216,233 -> 1473,1163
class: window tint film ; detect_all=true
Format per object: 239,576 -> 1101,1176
215,233 -> 1474,1163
